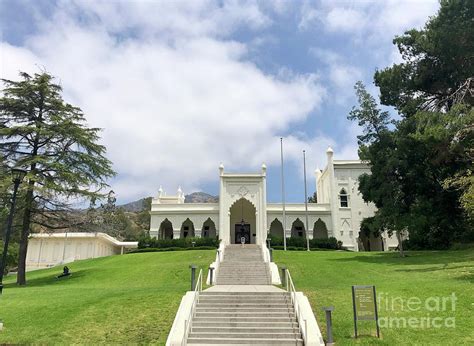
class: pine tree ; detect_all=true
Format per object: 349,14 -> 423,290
0,71 -> 115,285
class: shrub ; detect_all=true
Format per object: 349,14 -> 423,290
129,246 -> 217,253
138,236 -> 219,249
268,236 -> 343,250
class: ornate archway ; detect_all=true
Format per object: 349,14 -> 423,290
229,198 -> 256,244
202,218 -> 217,238
180,218 -> 195,238
159,219 -> 173,239
269,218 -> 284,238
291,218 -> 306,238
313,218 -> 329,239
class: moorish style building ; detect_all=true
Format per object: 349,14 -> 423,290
150,148 -> 398,251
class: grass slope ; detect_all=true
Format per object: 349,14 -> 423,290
275,249 -> 474,345
0,250 -> 215,344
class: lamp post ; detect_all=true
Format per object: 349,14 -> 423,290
303,150 -> 310,252
280,138 -> 287,251
0,168 -> 27,293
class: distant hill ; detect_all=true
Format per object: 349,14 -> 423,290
118,192 -> 218,211
119,198 -> 151,212
185,192 -> 218,203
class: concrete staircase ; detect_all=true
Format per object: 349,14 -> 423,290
216,244 -> 271,285
187,291 -> 304,345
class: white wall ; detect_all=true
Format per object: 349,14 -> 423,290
26,233 -> 136,270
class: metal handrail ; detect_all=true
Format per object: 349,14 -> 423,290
285,270 -> 308,345
182,269 -> 203,346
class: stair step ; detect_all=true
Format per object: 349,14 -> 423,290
200,292 -> 287,296
192,321 -> 299,327
193,317 -> 297,323
198,303 -> 291,307
196,308 -> 294,313
188,332 -> 301,339
195,313 -> 295,318
199,297 -> 287,301
192,327 -> 300,333
187,338 -> 303,345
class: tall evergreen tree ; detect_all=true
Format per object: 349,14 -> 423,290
349,0 -> 473,251
0,71 -> 115,284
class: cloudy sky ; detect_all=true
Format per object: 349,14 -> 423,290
1,0 -> 440,204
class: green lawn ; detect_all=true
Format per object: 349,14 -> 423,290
275,249 -> 474,345
0,250 -> 215,344
1,249 -> 472,345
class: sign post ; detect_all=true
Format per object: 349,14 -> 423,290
352,285 -> 380,338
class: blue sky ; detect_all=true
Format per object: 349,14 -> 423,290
0,0 -> 440,204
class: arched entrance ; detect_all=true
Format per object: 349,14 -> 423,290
291,218 -> 306,238
180,218 -> 195,238
358,231 -> 384,251
202,218 -> 217,238
313,218 -> 328,239
269,218 -> 284,238
159,219 -> 173,239
229,198 -> 256,244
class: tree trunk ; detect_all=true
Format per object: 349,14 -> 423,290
396,230 -> 405,258
16,184 -> 34,285
17,88 -> 43,285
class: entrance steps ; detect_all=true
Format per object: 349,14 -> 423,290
187,291 -> 303,345
216,245 -> 271,285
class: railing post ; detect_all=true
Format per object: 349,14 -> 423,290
323,306 -> 335,345
208,267 -> 214,285
269,248 -> 273,262
189,264 -> 197,291
281,266 -> 287,290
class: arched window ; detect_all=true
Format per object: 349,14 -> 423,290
339,188 -> 348,208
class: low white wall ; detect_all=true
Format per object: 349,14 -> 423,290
26,233 -> 137,270
295,292 -> 325,346
166,291 -> 196,346
269,262 -> 281,285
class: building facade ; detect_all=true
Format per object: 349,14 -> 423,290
150,148 -> 398,251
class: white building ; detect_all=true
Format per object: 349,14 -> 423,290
26,232 -> 138,270
150,148 -> 399,251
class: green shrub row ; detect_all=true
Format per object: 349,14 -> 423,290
129,246 -> 217,253
268,236 -> 344,250
138,236 -> 219,249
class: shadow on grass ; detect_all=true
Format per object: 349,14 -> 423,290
329,250 -> 474,266
3,269 -> 88,289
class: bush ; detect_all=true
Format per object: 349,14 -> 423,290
129,246 -> 217,253
138,236 -> 219,249
269,236 -> 343,250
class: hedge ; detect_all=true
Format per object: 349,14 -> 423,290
129,246 -> 217,253
268,236 -> 344,250
138,236 -> 219,249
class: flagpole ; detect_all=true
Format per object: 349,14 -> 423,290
280,138 -> 287,251
303,150 -> 310,252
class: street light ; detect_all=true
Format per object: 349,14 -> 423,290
303,150 -> 310,252
0,168 -> 27,294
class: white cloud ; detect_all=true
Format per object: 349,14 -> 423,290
309,48 -> 362,102
300,0 -> 439,44
325,7 -> 367,33
2,1 -> 328,202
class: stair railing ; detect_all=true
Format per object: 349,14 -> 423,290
285,270 -> 308,345
182,268 -> 203,346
